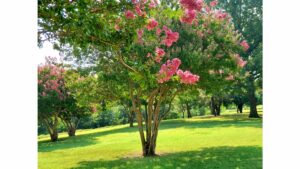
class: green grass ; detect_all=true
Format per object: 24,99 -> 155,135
38,107 -> 262,169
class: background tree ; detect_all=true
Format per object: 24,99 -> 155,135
178,89 -> 200,118
217,0 -> 262,118
63,69 -> 101,135
38,57 -> 66,141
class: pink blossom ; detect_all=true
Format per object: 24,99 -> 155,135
157,58 -> 182,83
163,26 -> 179,47
146,18 -> 158,30
125,10 -> 135,19
114,24 -> 120,31
154,47 -> 165,63
38,62 -> 65,100
233,54 -> 247,68
210,0 -> 218,7
149,0 -> 157,8
132,0 -> 138,4
196,30 -> 205,38
205,6 -> 211,13
162,25 -> 168,32
137,29 -> 144,39
156,28 -> 162,36
214,10 -> 228,20
177,69 -> 200,84
135,4 -> 146,17
240,40 -> 250,51
155,56 -> 162,63
180,9 -> 197,24
237,57 -> 247,68
155,47 -> 165,57
146,53 -> 151,58
137,29 -> 144,44
179,0 -> 203,11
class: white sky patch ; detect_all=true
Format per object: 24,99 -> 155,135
37,41 -> 63,64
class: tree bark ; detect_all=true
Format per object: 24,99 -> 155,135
50,132 -> 58,142
216,104 -> 221,116
129,83 -> 169,157
61,117 -> 80,137
237,103 -> 243,113
68,126 -> 76,136
247,75 -> 260,118
45,114 -> 59,142
211,97 -> 221,116
129,109 -> 134,127
186,102 -> 192,118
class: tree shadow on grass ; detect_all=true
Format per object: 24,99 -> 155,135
39,116 -> 261,152
160,117 -> 262,131
71,146 -> 262,169
38,126 -> 138,152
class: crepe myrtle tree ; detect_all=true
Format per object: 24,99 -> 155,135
115,0 -> 249,156
38,0 -> 249,156
38,57 -> 67,142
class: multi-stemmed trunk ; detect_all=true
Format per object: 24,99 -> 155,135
50,131 -> 58,142
129,83 -> 177,157
42,113 -> 59,142
68,127 -> 76,136
62,117 -> 81,137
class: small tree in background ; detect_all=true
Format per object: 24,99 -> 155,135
38,57 -> 66,142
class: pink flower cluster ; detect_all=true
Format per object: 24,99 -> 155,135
38,64 -> 65,100
233,54 -> 247,68
146,18 -> 158,30
137,28 -> 144,44
210,0 -> 218,7
156,28 -> 162,36
157,58 -> 200,84
214,10 -> 228,20
157,58 -> 182,83
177,69 -> 200,84
149,0 -> 157,8
180,9 -> 197,24
155,47 -> 165,63
125,10 -> 135,19
134,1 -> 147,17
114,17 -> 121,31
240,40 -> 250,51
163,26 -> 179,47
179,0 -> 203,11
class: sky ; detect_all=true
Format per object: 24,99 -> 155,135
37,41 -> 62,64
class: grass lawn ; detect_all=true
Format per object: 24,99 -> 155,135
38,106 -> 262,169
